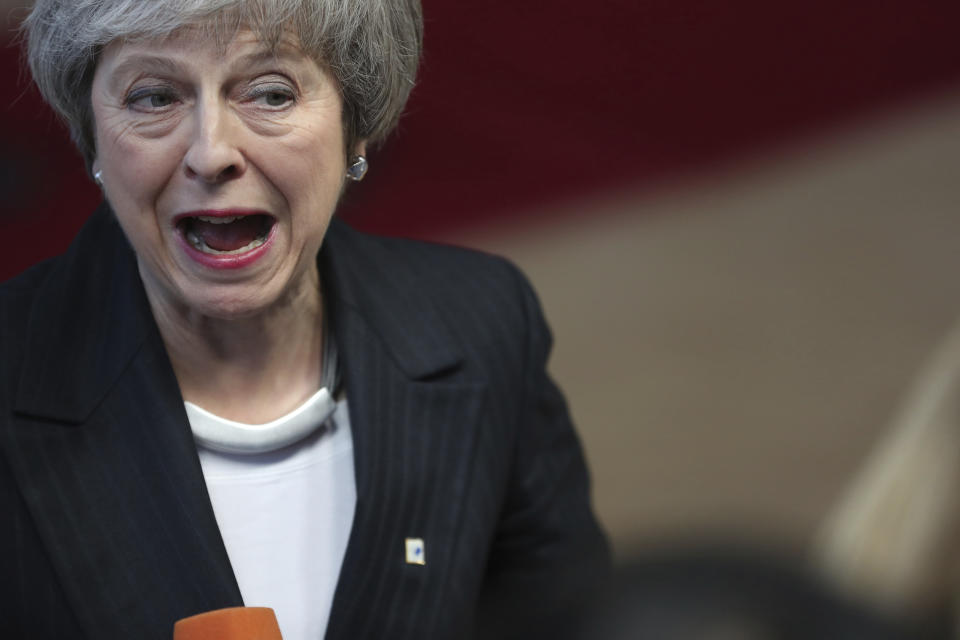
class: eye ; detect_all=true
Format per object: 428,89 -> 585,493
248,83 -> 296,109
145,94 -> 174,108
126,87 -> 179,112
261,91 -> 292,107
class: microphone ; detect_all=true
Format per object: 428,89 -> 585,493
174,607 -> 283,640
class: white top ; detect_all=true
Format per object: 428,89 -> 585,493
189,394 -> 356,640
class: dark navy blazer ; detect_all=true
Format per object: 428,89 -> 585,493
0,204 -> 608,639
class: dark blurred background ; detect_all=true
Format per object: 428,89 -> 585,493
4,0 -> 960,574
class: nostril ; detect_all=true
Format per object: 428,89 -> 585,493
185,162 -> 241,184
217,165 -> 239,180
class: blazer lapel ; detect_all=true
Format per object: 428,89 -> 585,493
321,221 -> 488,638
3,205 -> 241,639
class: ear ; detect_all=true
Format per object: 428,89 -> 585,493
352,139 -> 367,158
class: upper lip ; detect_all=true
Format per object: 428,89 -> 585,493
173,209 -> 272,224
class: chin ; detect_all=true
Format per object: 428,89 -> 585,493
177,284 -> 284,321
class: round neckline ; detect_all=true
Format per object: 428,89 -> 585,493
186,387 -> 337,455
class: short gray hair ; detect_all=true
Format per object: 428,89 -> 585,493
22,0 -> 422,170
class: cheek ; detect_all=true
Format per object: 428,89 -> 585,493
107,138 -> 181,199
97,135 -> 178,255
267,141 -> 345,209
109,204 -> 166,272
95,114 -> 183,203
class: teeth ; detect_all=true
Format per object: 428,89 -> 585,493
186,229 -> 266,255
196,215 -> 240,224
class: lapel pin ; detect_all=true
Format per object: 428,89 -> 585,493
405,537 -> 425,565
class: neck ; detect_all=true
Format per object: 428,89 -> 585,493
145,272 -> 325,424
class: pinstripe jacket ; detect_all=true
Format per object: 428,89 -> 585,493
0,204 -> 608,639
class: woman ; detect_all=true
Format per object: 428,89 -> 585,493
1,1 -> 608,638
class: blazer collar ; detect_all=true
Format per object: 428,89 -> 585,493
320,217 -> 462,380
14,208 -> 463,423
14,203 -> 152,422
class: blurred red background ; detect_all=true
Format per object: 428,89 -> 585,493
3,0 -> 960,279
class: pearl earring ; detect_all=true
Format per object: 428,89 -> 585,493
93,170 -> 103,187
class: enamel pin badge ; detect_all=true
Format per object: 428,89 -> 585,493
405,538 -> 425,565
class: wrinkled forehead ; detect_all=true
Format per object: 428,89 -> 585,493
112,14 -> 303,59
105,22 -> 305,63
93,26 -> 331,99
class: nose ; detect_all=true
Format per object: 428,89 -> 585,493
183,99 -> 246,184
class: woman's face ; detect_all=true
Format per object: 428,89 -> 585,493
91,28 -> 356,319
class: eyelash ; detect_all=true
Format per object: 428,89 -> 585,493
124,80 -> 297,112
245,83 -> 297,109
125,86 -> 178,111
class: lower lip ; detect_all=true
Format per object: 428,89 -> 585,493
175,221 -> 277,270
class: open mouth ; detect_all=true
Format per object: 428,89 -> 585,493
177,214 -> 275,255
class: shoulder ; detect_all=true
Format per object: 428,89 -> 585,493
1,258 -> 57,305
327,217 -> 528,291
0,259 -> 58,401
322,220 -> 551,402
331,218 -> 539,338
1,257 -> 60,333
0,204 -> 129,406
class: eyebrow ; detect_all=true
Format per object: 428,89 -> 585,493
106,55 -> 186,92
232,46 -> 313,72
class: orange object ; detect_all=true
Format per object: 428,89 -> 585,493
173,607 -> 283,640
